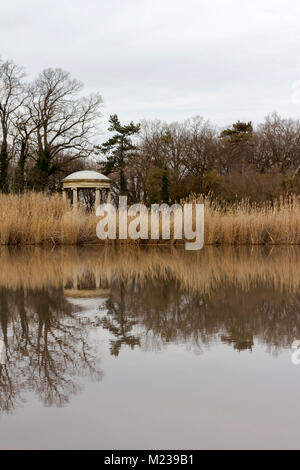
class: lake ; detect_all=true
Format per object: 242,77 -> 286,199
0,245 -> 299,450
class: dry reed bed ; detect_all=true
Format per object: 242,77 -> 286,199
1,245 -> 300,295
1,192 -> 300,245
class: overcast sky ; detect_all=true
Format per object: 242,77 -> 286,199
1,0 -> 300,137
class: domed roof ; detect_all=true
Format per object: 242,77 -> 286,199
62,170 -> 110,182
65,297 -> 108,310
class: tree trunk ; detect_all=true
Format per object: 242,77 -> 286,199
30,149 -> 51,191
15,140 -> 27,193
0,140 -> 9,193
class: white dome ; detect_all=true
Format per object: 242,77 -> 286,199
63,170 -> 110,181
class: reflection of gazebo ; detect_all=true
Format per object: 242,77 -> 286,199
63,271 -> 110,310
64,288 -> 110,311
62,170 -> 111,211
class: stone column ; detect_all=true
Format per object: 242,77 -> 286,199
62,189 -> 67,203
73,188 -> 78,210
106,190 -> 111,204
95,271 -> 100,289
95,188 -> 100,212
73,273 -> 78,290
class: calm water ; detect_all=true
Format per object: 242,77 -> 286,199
0,245 -> 300,450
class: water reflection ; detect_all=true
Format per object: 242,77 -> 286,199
0,285 -> 102,413
0,245 -> 300,414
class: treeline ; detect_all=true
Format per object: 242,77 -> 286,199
1,58 -> 300,202
101,114 -> 300,204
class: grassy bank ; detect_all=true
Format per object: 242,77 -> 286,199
0,192 -> 300,245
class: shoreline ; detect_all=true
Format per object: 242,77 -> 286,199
1,192 -> 300,246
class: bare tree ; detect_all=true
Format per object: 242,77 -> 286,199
135,118 -> 218,202
183,116 -> 217,183
27,68 -> 103,189
0,60 -> 25,192
254,112 -> 300,173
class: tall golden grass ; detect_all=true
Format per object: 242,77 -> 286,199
0,192 -> 300,245
0,192 -> 97,245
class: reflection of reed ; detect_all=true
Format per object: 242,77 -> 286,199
1,245 -> 300,294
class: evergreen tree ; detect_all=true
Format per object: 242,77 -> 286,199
220,121 -> 253,144
220,121 -> 253,173
99,115 -> 140,194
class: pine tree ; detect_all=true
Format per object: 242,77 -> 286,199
220,121 -> 253,144
220,121 -> 253,173
99,115 -> 140,194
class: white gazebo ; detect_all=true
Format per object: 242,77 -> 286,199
62,170 -> 111,211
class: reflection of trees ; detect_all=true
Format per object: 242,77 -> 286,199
2,245 -> 300,413
0,287 -> 102,414
100,278 -> 300,355
99,283 -> 140,356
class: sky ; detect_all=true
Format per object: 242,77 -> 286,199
1,0 -> 300,138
